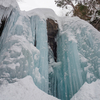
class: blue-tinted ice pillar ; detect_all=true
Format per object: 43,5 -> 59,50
56,30 -> 83,100
31,15 -> 48,93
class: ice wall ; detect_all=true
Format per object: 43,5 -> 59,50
0,5 -> 48,93
56,29 -> 83,100
0,8 -> 37,82
50,17 -> 100,100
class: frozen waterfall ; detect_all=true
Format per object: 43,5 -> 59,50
0,1 -> 100,100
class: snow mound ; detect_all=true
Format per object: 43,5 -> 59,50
27,8 -> 58,20
0,76 -> 59,100
71,80 -> 100,100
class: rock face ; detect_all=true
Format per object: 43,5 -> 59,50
46,18 -> 58,61
90,18 -> 100,31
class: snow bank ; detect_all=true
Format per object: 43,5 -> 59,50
71,79 -> 100,100
0,76 -> 59,100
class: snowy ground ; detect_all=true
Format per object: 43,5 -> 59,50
71,80 -> 100,100
0,76 -> 59,100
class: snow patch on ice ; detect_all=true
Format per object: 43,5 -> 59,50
79,53 -> 88,63
7,63 -> 20,70
67,30 -> 77,43
33,67 -> 41,83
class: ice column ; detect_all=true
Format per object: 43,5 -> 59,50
31,15 -> 48,93
56,30 -> 83,100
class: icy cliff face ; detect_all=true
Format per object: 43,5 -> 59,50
0,4 -> 48,93
54,17 -> 100,100
0,1 -> 100,100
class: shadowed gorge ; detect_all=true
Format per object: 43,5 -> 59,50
0,16 -> 7,37
46,18 -> 58,61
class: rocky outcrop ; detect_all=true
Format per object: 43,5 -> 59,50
46,18 -> 58,61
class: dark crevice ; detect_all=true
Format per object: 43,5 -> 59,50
0,16 -> 7,37
47,18 -> 58,62
34,33 -> 36,46
34,24 -> 37,46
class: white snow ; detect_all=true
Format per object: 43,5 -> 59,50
6,35 -> 39,55
7,63 -> 20,70
0,76 -> 59,100
79,53 -> 88,63
67,30 -> 77,43
0,0 -> 19,9
71,79 -> 100,100
28,8 -> 58,20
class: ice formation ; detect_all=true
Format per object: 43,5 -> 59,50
0,0 -> 100,100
